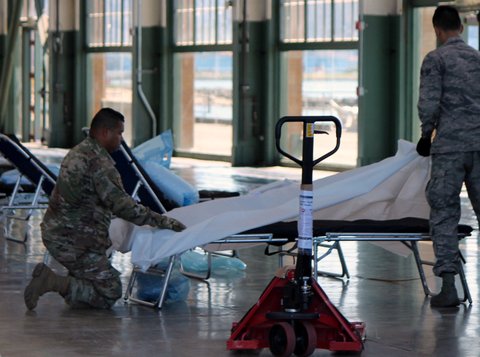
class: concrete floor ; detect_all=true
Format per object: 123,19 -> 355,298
0,158 -> 479,356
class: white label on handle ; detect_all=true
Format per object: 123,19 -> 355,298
298,190 -> 313,250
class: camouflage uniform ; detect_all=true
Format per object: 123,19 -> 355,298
418,36 -> 480,276
42,136 -> 176,309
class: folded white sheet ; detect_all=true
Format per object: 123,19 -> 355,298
110,140 -> 430,271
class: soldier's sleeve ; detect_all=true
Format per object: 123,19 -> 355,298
417,52 -> 442,138
92,163 -> 163,227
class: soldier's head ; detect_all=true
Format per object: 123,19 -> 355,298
90,108 -> 125,153
432,6 -> 463,44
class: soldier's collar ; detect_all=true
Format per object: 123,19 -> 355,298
86,136 -> 114,162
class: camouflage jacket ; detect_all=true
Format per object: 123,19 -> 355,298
418,36 -> 480,154
41,136 -> 164,253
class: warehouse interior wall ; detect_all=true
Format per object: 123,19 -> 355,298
0,0 -> 479,168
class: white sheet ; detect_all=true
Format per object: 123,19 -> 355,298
110,140 -> 430,271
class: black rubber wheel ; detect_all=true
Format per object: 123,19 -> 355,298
269,322 -> 296,357
294,321 -> 317,356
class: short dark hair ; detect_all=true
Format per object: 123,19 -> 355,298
432,5 -> 462,31
90,108 -> 124,133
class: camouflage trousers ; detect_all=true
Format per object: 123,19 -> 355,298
427,151 -> 480,276
43,238 -> 122,309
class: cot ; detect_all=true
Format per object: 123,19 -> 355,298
109,140 -> 280,308
0,134 -> 57,242
245,218 -> 472,303
112,139 -> 474,308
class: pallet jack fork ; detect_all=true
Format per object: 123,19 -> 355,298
227,116 -> 365,356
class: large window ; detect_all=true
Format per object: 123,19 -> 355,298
173,52 -> 232,156
172,1 -> 233,157
85,0 -> 133,143
87,53 -> 133,143
279,0 -> 359,168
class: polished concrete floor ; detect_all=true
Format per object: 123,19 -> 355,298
0,158 -> 479,356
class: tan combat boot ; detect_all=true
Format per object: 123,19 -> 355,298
24,263 -> 70,310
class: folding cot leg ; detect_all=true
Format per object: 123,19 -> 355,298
124,255 -> 176,309
457,254 -> 472,304
409,241 -> 472,304
313,239 -> 350,280
180,252 -> 213,280
409,241 -> 433,297
180,249 -> 239,280
156,255 -> 176,308
4,175 -> 46,243
7,175 -> 23,206
4,176 -> 30,243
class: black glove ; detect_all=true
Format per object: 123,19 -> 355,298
416,137 -> 431,157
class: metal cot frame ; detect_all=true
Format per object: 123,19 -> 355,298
313,232 -> 472,304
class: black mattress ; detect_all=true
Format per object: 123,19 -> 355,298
243,217 -> 473,241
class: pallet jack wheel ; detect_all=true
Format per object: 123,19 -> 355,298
269,322 -> 296,357
294,321 -> 317,356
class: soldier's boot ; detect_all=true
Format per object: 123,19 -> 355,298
430,272 -> 460,308
24,263 -> 70,310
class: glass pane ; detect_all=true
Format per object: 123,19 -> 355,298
87,0 -> 105,46
196,0 -> 215,44
173,52 -> 233,156
281,0 -> 305,42
87,0 -> 131,47
86,53 -> 133,145
104,0 -> 121,46
306,0 -> 331,41
175,0 -> 231,46
467,25 -> 479,50
175,0 -> 194,45
122,0 -> 133,45
280,50 -> 358,167
217,1 -> 233,44
333,0 -> 359,41
417,8 -> 437,72
281,0 -> 359,43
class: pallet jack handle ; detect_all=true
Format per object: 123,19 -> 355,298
275,116 -> 342,181
275,116 -> 342,280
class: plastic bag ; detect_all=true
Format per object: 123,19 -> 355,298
0,169 -> 31,187
133,130 -> 173,169
0,164 -> 59,188
132,130 -> 199,206
141,161 -> 199,206
136,258 -> 190,303
180,250 -> 247,275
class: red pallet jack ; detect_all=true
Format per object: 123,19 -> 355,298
227,116 -> 365,356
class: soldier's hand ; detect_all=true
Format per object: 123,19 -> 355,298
416,137 -> 431,157
169,218 -> 187,232
152,213 -> 186,232
163,217 -> 186,232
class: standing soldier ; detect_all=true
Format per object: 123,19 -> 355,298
24,108 -> 186,310
417,6 -> 480,307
